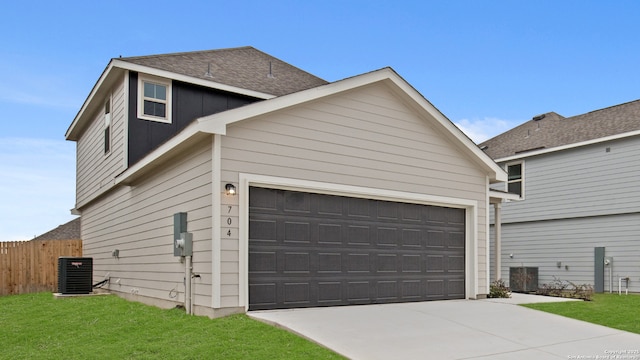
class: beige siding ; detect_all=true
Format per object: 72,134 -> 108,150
76,76 -> 127,208
81,137 -> 214,307
220,83 -> 490,306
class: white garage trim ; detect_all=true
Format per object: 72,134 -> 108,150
238,173 -> 479,310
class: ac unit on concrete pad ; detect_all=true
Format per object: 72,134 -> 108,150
58,257 -> 93,294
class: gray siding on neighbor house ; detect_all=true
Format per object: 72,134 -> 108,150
81,137 -> 214,309
490,213 -> 640,292
499,136 -> 640,224
490,135 -> 640,291
220,83 -> 490,307
76,75 -> 127,208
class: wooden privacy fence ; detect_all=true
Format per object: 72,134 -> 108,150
0,239 -> 82,296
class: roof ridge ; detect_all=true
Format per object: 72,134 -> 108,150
567,98 -> 640,120
118,46 -> 255,61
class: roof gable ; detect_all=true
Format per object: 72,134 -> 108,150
66,47 -> 328,140
196,67 -> 506,182
481,100 -> 640,160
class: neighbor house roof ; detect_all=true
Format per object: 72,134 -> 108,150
33,217 -> 81,241
66,47 -> 327,140
120,46 -> 328,97
480,99 -> 640,160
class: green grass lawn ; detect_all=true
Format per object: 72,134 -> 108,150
522,293 -> 640,334
0,292 -> 344,360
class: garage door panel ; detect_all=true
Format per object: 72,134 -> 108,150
283,282 -> 310,304
347,197 -> 372,218
283,191 -> 311,213
347,225 -> 372,245
318,282 -> 342,302
377,227 -> 399,247
318,252 -> 342,272
249,251 -> 277,273
283,252 -> 311,273
284,221 -> 310,243
249,187 -> 465,310
250,283 -> 277,306
249,219 -> 277,242
402,229 -> 422,247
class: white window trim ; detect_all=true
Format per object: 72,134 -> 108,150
137,74 -> 172,123
505,161 -> 525,199
104,93 -> 113,156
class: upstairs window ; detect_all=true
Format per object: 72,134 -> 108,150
104,97 -> 111,155
138,75 -> 171,123
506,162 -> 524,198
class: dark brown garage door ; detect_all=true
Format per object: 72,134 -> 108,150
248,187 -> 465,310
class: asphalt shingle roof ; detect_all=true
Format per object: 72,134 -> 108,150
120,46 -> 328,97
33,217 -> 81,241
480,99 -> 640,159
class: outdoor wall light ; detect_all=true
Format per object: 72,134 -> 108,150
225,183 -> 237,196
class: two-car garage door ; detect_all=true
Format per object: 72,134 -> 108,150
248,187 -> 466,310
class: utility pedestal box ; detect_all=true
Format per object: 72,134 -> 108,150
509,267 -> 538,293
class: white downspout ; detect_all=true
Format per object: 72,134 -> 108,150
494,203 -> 502,281
185,255 -> 192,314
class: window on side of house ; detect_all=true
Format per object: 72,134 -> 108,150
506,161 -> 524,198
138,75 -> 171,123
104,97 -> 112,155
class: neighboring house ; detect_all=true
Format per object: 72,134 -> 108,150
481,100 -> 640,293
33,217 -> 81,241
65,46 -> 508,317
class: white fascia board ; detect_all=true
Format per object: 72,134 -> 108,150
489,189 -> 521,203
383,73 -> 507,183
66,61 -> 116,140
495,130 -> 640,163
110,59 -> 275,100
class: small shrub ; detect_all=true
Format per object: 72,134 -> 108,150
488,279 -> 511,298
536,277 -> 593,301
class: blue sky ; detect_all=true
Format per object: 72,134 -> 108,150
1,1 -> 639,241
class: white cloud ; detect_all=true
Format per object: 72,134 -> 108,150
0,138 -> 77,241
454,117 -> 515,143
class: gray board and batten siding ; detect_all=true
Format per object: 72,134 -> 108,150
490,135 -> 640,292
127,72 -> 259,166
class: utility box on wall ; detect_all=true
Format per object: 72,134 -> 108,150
509,267 -> 538,293
58,257 -> 93,294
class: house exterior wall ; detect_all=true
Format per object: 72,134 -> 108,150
76,75 -> 127,208
81,137 -> 215,313
127,72 -> 258,166
219,83 -> 490,308
490,135 -> 640,292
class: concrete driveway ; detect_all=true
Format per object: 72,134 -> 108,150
249,294 -> 640,359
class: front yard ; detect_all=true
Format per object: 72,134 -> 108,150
0,293 -> 344,359
522,293 -> 640,334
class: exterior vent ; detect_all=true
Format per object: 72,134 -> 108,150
58,257 -> 93,294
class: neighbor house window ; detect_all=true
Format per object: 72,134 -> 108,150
138,75 -> 171,123
506,161 -> 524,198
104,97 -> 112,155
